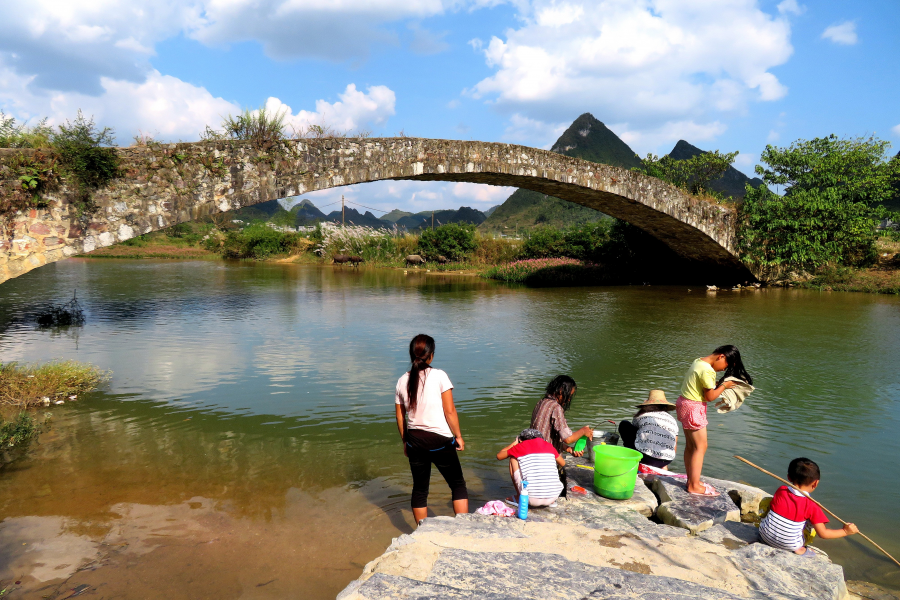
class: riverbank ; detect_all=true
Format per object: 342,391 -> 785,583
80,226 -> 900,294
0,361 -> 109,407
340,454 -> 872,600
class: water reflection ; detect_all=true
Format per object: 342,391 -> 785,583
0,259 -> 899,595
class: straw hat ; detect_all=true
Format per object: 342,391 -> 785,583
634,390 -> 676,410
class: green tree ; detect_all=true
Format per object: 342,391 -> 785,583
521,222 -> 612,261
738,135 -> 900,274
270,208 -> 297,228
522,225 -> 567,258
418,223 -> 477,261
638,150 -> 738,197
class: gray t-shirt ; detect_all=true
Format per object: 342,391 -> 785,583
633,411 -> 678,461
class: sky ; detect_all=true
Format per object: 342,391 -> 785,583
1,0 -> 898,215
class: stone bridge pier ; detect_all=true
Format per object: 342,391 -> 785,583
0,138 -> 753,284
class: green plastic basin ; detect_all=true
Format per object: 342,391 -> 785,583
593,445 -> 642,500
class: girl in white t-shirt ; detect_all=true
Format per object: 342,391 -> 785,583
395,334 -> 468,525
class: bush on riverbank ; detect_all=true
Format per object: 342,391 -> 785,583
0,361 -> 110,407
738,135 -> 900,279
1,413 -> 38,450
213,223 -> 310,260
522,222 -> 613,261
418,223 -> 478,261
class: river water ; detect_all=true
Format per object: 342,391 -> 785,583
1,259 -> 898,597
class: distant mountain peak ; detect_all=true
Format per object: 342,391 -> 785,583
549,113 -> 641,170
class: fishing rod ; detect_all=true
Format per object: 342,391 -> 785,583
734,455 -> 900,568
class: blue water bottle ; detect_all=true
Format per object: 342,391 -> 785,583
518,481 -> 529,520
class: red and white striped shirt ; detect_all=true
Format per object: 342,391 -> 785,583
759,486 -> 828,551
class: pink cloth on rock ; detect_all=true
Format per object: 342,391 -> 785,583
476,500 -> 515,517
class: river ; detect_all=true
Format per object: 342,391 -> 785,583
1,259 -> 898,598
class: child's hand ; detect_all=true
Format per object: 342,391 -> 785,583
843,523 -> 859,535
722,381 -> 737,389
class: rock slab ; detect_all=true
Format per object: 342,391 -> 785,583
650,474 -> 741,534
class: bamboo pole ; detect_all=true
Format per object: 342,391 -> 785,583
733,455 -> 900,568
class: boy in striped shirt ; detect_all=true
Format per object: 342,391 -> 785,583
759,458 -> 858,555
497,429 -> 565,507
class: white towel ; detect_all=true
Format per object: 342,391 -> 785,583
716,376 -> 755,413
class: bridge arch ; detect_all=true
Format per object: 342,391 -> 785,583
0,138 -> 750,284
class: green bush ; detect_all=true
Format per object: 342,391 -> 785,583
0,111 -> 53,148
51,110 -> 120,212
522,226 -> 567,258
219,224 -> 301,259
522,222 -> 612,261
418,223 -> 478,261
738,135 -> 900,274
203,105 -> 288,151
0,413 -> 38,449
167,222 -> 193,238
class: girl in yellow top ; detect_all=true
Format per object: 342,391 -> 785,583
677,345 -> 752,496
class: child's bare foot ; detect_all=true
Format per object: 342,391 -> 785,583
794,546 -> 806,555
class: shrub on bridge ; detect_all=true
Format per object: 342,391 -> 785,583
636,150 -> 737,200
417,223 -> 478,262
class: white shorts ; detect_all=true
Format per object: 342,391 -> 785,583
513,467 -> 558,507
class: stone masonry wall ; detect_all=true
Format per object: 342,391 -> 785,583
0,138 -> 751,285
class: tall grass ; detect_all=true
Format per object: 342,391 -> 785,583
0,361 -> 110,407
314,223 -> 409,264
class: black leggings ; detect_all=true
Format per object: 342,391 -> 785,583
406,430 -> 468,509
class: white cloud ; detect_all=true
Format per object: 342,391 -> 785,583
0,64 -> 238,143
0,1 -> 200,94
733,152 -> 757,171
502,113 -> 567,147
892,124 -> 900,137
0,0 -> 457,99
470,0 -> 796,150
264,84 -> 396,135
616,120 -> 727,155
777,0 -> 805,16
0,57 -> 396,144
821,21 -> 858,46
451,182 -> 515,204
190,0 -> 449,61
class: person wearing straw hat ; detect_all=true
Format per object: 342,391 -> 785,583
618,390 -> 679,469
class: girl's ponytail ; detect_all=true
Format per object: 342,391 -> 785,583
407,334 -> 436,413
714,344 -> 753,386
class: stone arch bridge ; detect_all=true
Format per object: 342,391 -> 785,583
0,138 -> 751,284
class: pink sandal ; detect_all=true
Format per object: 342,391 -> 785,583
688,483 -> 720,497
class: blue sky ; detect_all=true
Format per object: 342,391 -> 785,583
1,0 -> 897,214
